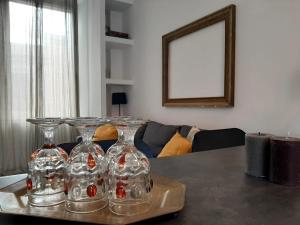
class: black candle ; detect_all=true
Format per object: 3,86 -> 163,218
245,133 -> 272,178
269,137 -> 300,186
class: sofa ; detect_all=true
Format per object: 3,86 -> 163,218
134,121 -> 245,157
58,120 -> 245,158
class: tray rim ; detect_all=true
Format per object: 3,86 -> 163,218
0,173 -> 186,225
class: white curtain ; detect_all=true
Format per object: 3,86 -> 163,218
0,0 -> 78,175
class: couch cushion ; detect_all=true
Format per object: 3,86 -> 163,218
134,124 -> 147,140
158,132 -> 192,158
94,140 -> 117,152
58,139 -> 116,154
134,139 -> 154,158
93,124 -> 118,141
192,128 -> 245,152
186,127 -> 200,143
142,121 -> 179,156
179,125 -> 192,137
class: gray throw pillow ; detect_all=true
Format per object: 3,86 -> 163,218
179,125 -> 192,137
134,124 -> 147,140
142,121 -> 179,156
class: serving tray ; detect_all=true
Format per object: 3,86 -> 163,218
0,173 -> 185,224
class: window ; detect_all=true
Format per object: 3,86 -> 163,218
0,0 -> 77,175
9,1 -> 77,119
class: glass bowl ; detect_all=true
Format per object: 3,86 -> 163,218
26,118 -> 68,207
107,119 -> 153,216
64,117 -> 110,213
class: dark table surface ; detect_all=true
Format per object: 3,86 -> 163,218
1,146 -> 300,225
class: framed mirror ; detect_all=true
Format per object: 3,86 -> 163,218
162,5 -> 236,107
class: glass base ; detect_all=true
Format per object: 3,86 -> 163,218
109,200 -> 150,216
29,191 -> 65,207
65,197 -> 108,213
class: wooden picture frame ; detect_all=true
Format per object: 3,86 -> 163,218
162,5 -> 236,107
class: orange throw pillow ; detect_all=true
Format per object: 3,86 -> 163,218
93,124 -> 118,141
158,132 -> 192,158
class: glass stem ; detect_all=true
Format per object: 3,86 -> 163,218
78,127 -> 94,144
41,127 -> 55,145
117,126 -> 125,142
124,126 -> 138,146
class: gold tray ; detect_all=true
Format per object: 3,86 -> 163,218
0,173 -> 186,224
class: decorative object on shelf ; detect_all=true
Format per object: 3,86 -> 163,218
245,133 -> 272,178
106,26 -> 129,39
107,119 -> 153,216
64,117 -> 110,213
269,136 -> 300,186
162,4 -> 236,107
112,92 -> 127,116
26,118 -> 68,207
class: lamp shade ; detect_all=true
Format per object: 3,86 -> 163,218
112,92 -> 127,105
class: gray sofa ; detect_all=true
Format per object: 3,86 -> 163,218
134,121 -> 245,157
59,121 -> 245,159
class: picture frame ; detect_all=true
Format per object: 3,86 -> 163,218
162,4 -> 236,107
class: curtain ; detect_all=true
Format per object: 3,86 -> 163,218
0,0 -> 78,175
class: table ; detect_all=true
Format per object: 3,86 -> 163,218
1,146 -> 300,225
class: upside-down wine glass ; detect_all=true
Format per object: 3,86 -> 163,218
108,119 -> 153,216
64,117 -> 110,213
26,118 -> 68,207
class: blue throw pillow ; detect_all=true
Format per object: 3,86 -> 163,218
134,139 -> 154,158
94,140 -> 117,152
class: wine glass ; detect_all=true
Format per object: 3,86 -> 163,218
107,119 -> 153,216
26,118 -> 68,207
64,117 -> 110,213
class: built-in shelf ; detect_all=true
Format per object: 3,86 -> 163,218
104,0 -> 134,116
106,78 -> 134,86
106,0 -> 134,11
105,36 -> 134,48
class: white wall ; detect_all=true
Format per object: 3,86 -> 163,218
77,0 -> 106,116
128,0 -> 300,137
